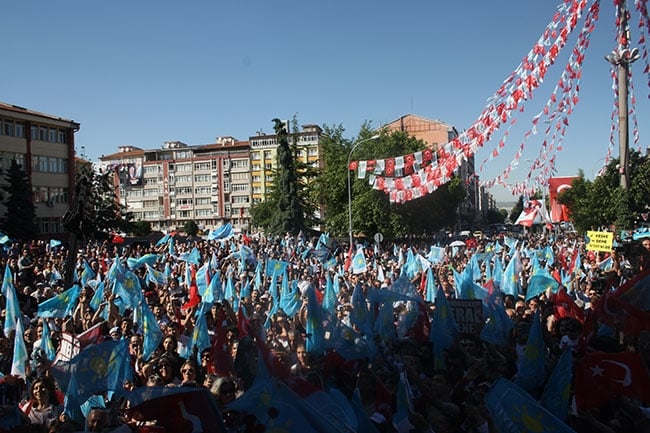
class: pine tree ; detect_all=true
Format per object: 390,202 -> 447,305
267,118 -> 306,235
0,158 -> 38,239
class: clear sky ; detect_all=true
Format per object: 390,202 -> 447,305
3,0 -> 648,202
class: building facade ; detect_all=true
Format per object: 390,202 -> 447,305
99,137 -> 251,233
0,102 -> 79,235
249,123 -> 324,205
381,113 -> 496,227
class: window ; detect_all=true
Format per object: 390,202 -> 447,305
231,172 -> 248,181
194,162 -> 211,171
194,186 -> 211,195
175,151 -> 191,159
144,166 -> 159,174
232,196 -> 249,204
195,197 -> 211,205
231,183 -> 248,192
253,186 -> 261,194
252,175 -> 261,182
15,122 -> 25,138
194,174 -> 210,183
48,157 -> 57,173
264,151 -> 272,159
39,127 -> 47,141
144,178 -> 157,186
178,210 -> 191,218
176,163 -> 191,172
176,175 -> 191,183
58,129 -> 67,144
4,120 -> 14,136
31,125 -> 39,139
195,209 -> 212,217
49,128 -> 57,142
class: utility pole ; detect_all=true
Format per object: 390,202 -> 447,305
606,0 -> 640,190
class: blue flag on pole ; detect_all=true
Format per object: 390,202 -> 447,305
486,378 -> 576,433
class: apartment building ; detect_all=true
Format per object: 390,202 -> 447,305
249,123 -> 324,204
99,137 -> 251,233
0,102 -> 79,235
381,113 -> 495,226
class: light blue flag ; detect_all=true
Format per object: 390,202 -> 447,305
304,285 -> 325,355
41,319 -> 57,361
106,338 -> 132,400
540,348 -> 573,421
486,378 -> 576,433
316,232 -> 329,250
37,284 -> 81,319
190,304 -> 211,359
352,248 -> 368,274
526,268 -> 560,301
492,257 -> 504,290
194,262 -> 210,296
207,223 -> 234,240
349,283 -> 373,335
185,247 -> 202,266
468,254 -> 482,283
373,299 -> 396,340
426,245 -> 446,265
3,268 -> 21,338
168,237 -> 175,256
49,239 -> 62,249
279,280 -> 301,317
228,378 -> 322,432
265,259 -> 289,277
155,233 -> 172,247
224,273 -> 235,302
239,278 -> 251,301
429,288 -> 458,368
452,267 -> 475,299
542,246 -> 555,267
254,260 -> 263,290
501,250 -> 522,297
137,301 -> 163,361
322,273 -> 337,313
80,260 -> 96,287
514,310 -> 546,393
402,248 -> 419,279
393,372 -> 414,432
146,264 -> 168,286
1,265 -> 15,297
49,267 -> 63,284
206,270 -> 222,303
126,253 -> 160,271
0,232 -> 11,244
11,317 -> 28,378
480,300 -> 513,347
89,280 -> 105,311
425,267 -> 437,303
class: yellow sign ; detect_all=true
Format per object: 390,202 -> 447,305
586,230 -> 614,252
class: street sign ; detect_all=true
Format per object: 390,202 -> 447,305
374,232 -> 384,243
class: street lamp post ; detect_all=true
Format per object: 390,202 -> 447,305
347,134 -> 380,249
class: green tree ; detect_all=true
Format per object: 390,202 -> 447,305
559,151 -> 649,232
183,220 -> 199,236
66,156 -> 132,241
0,158 -> 38,240
131,220 -> 152,236
486,208 -> 507,224
264,119 -> 306,235
315,125 -> 465,238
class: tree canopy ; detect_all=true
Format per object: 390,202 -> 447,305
0,158 -> 38,240
559,151 -> 649,232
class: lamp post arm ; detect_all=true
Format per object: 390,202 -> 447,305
347,134 -> 380,248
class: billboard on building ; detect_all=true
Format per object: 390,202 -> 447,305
118,160 -> 143,187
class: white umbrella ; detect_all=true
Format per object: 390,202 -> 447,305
449,240 -> 466,247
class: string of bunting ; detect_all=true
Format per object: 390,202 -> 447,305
350,0 -> 590,204
480,0 -> 600,197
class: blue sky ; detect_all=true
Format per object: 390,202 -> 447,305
3,0 -> 648,202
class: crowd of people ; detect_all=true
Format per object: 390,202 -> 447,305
0,225 -> 648,433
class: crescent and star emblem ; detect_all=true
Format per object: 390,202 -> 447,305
602,360 -> 632,387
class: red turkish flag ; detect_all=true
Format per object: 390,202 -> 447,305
548,176 -> 577,222
552,287 -> 584,323
575,351 -> 650,410
210,308 -> 233,376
